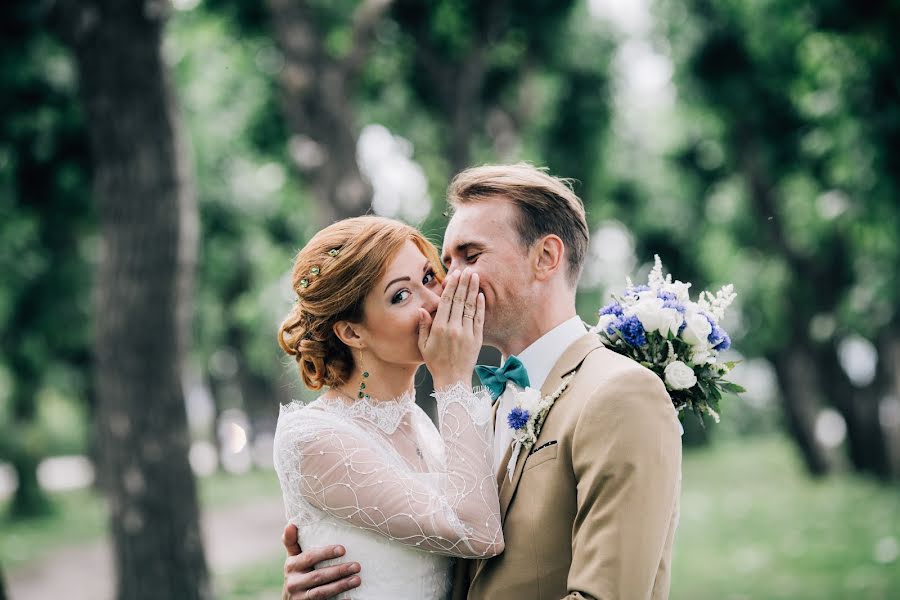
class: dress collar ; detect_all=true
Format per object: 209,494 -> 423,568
515,316 -> 588,391
316,390 -> 416,434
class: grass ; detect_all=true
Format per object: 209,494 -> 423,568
218,437 -> 900,600
0,467 -> 280,570
671,437 -> 900,600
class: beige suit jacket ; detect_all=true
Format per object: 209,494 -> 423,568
452,333 -> 682,600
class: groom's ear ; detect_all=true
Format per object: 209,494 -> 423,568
333,320 -> 366,349
532,234 -> 565,281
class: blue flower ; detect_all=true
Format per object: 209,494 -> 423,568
658,291 -> 677,301
626,284 -> 651,296
662,298 -> 686,314
705,315 -> 731,350
599,302 -> 624,317
617,315 -> 648,347
507,407 -> 531,430
714,332 -> 731,351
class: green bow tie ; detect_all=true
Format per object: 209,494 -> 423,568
476,355 -> 531,401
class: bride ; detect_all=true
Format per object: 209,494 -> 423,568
274,216 -> 503,599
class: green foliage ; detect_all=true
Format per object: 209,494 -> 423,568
672,437 -> 900,599
0,2 -> 94,516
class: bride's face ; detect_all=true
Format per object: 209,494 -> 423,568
357,240 -> 443,367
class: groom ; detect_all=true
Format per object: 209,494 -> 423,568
281,164 -> 682,599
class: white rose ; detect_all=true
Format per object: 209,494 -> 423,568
681,310 -> 712,345
514,387 -> 542,416
629,297 -> 683,337
657,307 -> 683,338
629,297 -> 665,333
664,361 -> 697,390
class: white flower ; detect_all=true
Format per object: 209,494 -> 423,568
628,297 -> 683,338
690,346 -> 716,365
657,307 -> 683,337
648,255 -> 666,289
698,284 -> 737,321
593,313 -> 619,334
664,361 -> 697,390
663,280 -> 692,302
513,386 -> 543,416
681,310 -> 712,346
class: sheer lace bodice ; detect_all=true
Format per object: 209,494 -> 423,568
274,383 -> 504,599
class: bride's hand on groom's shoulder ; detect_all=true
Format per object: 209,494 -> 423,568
281,524 -> 361,600
418,267 -> 484,389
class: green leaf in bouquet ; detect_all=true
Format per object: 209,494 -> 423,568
696,380 -> 710,399
719,381 -> 746,394
691,401 -> 706,428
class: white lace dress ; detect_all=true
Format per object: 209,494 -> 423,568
273,383 -> 503,600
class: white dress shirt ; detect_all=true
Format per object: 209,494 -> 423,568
492,316 -> 588,469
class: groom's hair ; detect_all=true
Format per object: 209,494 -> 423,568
447,163 -> 589,285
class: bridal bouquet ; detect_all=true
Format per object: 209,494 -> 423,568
592,255 -> 744,423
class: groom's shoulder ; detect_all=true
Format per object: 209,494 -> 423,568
574,343 -> 669,405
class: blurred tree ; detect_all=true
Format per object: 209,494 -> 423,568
165,7 -> 311,453
391,0 -> 578,172
54,0 -> 211,598
0,561 -> 6,600
812,0 -> 900,479
0,1 -> 94,517
659,0 -> 900,478
262,0 -> 391,226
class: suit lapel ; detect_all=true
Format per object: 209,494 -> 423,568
496,332 -> 603,520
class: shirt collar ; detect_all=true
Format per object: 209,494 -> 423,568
515,315 -> 587,391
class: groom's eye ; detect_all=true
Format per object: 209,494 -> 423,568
465,253 -> 481,263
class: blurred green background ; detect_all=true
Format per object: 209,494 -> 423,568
1,0 -> 898,598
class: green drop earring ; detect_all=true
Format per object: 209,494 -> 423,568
357,352 -> 370,399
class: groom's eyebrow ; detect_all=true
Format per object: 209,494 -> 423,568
442,242 -> 483,266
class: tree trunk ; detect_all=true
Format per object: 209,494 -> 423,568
266,0 -> 388,225
772,346 -> 833,476
878,329 -> 900,480
56,1 -> 210,598
7,374 -> 52,518
822,342 -> 891,478
0,561 -> 7,600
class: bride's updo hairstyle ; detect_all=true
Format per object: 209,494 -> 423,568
279,216 -> 444,390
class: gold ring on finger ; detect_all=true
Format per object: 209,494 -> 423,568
463,312 -> 475,319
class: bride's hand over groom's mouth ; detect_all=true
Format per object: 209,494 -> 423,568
418,267 -> 485,389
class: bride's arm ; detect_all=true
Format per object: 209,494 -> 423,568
278,403 -> 502,558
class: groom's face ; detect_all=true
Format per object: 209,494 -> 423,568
442,197 -> 534,348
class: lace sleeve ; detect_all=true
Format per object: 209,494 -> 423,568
274,387 -> 503,559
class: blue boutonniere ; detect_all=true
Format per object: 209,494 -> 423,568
505,373 -> 575,480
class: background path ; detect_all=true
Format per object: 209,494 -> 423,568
7,497 -> 286,600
